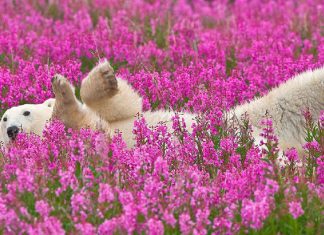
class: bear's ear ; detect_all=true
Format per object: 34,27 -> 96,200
43,98 -> 56,108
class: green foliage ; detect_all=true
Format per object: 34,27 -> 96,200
89,10 -> 100,28
19,99 -> 30,105
164,224 -> 182,235
151,99 -> 161,111
80,56 -> 99,73
75,161 -> 83,187
236,116 -> 254,165
304,110 -> 322,179
144,16 -> 170,49
109,58 -> 128,72
20,191 -> 39,218
80,55 -> 127,74
0,53 -> 6,66
89,165 -> 102,179
0,108 -> 4,119
225,48 -> 237,77
46,3 -> 64,20
155,22 -> 170,49
74,85 -> 81,101
50,187 -> 74,232
175,97 -> 189,111
212,126 -> 224,150
103,200 -> 123,220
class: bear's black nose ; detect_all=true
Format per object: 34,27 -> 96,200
7,126 -> 19,139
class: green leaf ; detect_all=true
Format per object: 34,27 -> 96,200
20,191 -> 38,218
74,85 -> 81,101
80,56 -> 98,73
225,48 -> 237,77
75,161 -> 82,184
151,99 -> 161,111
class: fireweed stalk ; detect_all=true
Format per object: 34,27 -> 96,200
0,0 -> 323,234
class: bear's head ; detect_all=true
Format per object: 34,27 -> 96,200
0,98 -> 55,145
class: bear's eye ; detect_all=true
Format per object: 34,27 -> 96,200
23,111 -> 31,116
3,117 -> 7,122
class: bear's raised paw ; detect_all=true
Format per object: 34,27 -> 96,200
96,61 -> 118,93
52,74 -> 76,104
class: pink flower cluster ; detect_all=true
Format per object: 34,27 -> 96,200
0,0 -> 323,234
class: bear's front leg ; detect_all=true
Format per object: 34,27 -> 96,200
52,75 -> 112,134
52,74 -> 84,129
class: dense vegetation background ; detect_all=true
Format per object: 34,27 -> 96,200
0,0 -> 323,234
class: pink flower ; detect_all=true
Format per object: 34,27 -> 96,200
35,200 -> 52,217
98,219 -> 117,234
285,148 -> 299,162
153,156 -> 169,179
317,156 -> 324,184
241,196 -> 271,229
220,137 -> 237,153
98,183 -> 115,203
288,201 -> 304,219
71,191 -> 90,218
95,133 -> 110,157
29,217 -> 65,235
163,211 -> 177,227
147,218 -> 164,235
179,213 -> 194,235
15,169 -> 35,192
75,222 -> 96,235
303,141 -> 320,152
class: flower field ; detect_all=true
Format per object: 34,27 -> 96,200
0,0 -> 323,234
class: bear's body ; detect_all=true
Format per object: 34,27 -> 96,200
234,67 -> 324,153
1,61 -> 323,154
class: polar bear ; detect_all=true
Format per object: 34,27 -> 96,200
0,61 -> 323,154
0,61 -> 194,147
49,61 -> 196,147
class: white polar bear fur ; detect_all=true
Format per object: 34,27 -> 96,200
234,67 -> 324,153
0,100 -> 54,145
0,61 -> 323,155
